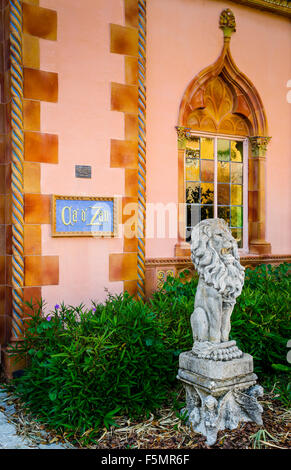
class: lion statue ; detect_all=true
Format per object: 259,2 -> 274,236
190,218 -> 245,361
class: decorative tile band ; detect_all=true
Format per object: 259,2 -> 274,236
137,0 -> 146,301
10,0 -> 24,340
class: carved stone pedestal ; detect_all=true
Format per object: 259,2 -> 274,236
177,350 -> 263,446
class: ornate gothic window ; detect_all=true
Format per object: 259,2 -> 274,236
176,9 -> 271,256
185,134 -> 247,249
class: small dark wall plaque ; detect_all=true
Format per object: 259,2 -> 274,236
75,165 -> 92,179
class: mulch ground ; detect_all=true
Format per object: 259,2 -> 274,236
0,384 -> 290,450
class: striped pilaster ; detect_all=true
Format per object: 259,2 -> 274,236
136,0 -> 146,300
10,0 -> 24,340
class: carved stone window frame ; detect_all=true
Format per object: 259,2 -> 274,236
175,10 -> 272,257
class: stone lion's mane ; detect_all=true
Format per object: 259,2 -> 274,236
191,220 -> 245,302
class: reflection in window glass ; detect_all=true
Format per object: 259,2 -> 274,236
186,156 -> 200,181
201,183 -> 214,204
218,206 -> 230,225
201,138 -> 214,159
217,139 -> 230,161
217,183 -> 230,205
186,137 -> 200,151
186,182 -> 200,203
231,140 -> 243,162
231,228 -> 243,248
201,205 -> 214,220
201,160 -> 214,182
217,161 -> 230,183
184,136 -> 245,249
231,162 -> 243,184
231,185 -> 243,205
231,206 -> 243,227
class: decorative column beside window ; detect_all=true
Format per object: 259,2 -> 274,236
248,136 -> 272,254
176,9 -> 271,256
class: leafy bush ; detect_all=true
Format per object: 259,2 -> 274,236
149,271 -> 197,353
231,263 -> 291,375
7,263 -> 291,441
8,293 -> 176,442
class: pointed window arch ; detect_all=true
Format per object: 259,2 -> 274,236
176,9 -> 271,256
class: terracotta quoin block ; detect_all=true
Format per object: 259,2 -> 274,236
24,225 -> 41,255
109,253 -> 138,282
23,162 -> 41,194
25,256 -> 59,287
23,68 -> 58,103
125,0 -> 139,28
22,3 -> 57,41
111,82 -> 138,114
22,34 -> 40,69
125,56 -> 138,86
110,24 -> 138,57
24,131 -> 58,164
24,194 -> 51,224
23,100 -> 40,131
110,139 -> 138,169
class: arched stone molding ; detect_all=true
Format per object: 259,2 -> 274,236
176,9 -> 272,256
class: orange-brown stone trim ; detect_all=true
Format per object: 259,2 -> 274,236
109,0 -> 144,299
2,0 -> 59,376
145,254 -> 291,298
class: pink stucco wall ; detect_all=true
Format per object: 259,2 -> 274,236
39,0 -> 125,308
146,0 -> 291,257
37,0 -> 291,308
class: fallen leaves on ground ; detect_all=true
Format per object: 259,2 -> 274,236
1,384 -> 290,450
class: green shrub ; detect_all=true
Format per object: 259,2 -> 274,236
231,263 -> 291,375
149,271 -> 197,353
8,293 -> 176,442
7,263 -> 291,442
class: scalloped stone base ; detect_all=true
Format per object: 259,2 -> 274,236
177,351 -> 263,445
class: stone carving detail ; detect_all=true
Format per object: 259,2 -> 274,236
181,383 -> 264,446
190,218 -> 244,360
187,77 -> 250,136
219,9 -> 236,37
249,136 -> 271,157
177,219 -> 263,445
156,269 -> 174,290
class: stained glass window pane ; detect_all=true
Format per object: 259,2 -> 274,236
218,206 -> 230,225
231,228 -> 243,248
186,157 -> 200,181
201,183 -> 214,204
217,139 -> 230,161
231,162 -> 243,184
231,206 -> 243,227
186,138 -> 200,152
186,204 -> 200,227
201,160 -> 214,182
231,141 -> 243,162
217,161 -> 230,183
217,183 -> 230,205
201,205 -> 214,220
201,138 -> 214,159
231,185 -> 243,205
186,182 -> 200,204
184,136 -> 245,248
